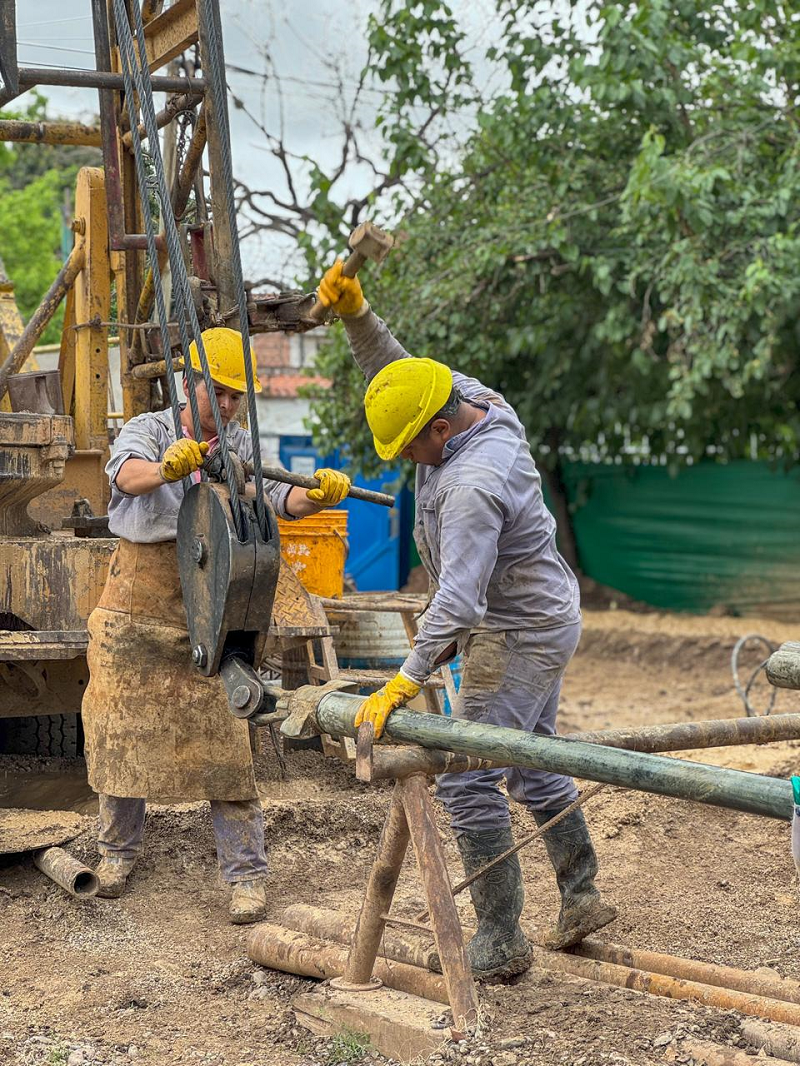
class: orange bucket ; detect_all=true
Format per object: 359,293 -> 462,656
277,509 -> 348,598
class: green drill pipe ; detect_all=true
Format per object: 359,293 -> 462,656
314,694 -> 794,822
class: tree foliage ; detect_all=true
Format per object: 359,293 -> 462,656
309,0 -> 800,494
0,94 -> 100,344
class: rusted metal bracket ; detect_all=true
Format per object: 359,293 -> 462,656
61,498 -> 110,539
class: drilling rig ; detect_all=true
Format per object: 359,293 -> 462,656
0,0 -> 325,754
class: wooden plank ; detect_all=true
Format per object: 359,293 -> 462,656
143,0 -> 198,72
292,987 -> 445,1063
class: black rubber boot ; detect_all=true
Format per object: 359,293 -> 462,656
533,806 -> 617,950
454,827 -> 533,982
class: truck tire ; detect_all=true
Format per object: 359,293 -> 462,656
0,714 -> 84,757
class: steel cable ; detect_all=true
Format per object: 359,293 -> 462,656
112,0 -> 247,539
194,0 -> 268,539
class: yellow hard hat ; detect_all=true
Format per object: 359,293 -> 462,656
187,327 -> 262,394
364,357 -> 453,460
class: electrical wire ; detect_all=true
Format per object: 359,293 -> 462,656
731,634 -> 777,717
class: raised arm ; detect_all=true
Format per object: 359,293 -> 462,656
316,259 -> 412,381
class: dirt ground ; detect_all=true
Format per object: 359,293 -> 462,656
1,608 -> 799,1066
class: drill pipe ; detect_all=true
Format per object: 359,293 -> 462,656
565,713 -> 800,753
312,694 -> 794,821
575,940 -> 800,1005
33,847 -> 98,898
246,923 -> 448,1004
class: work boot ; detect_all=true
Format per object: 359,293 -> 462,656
229,878 -> 268,925
94,855 -> 136,899
533,806 -> 617,950
455,827 -> 533,982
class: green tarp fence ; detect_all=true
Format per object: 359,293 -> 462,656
562,460 -> 800,618
409,460 -> 800,618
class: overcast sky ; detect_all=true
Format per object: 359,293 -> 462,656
14,1 -> 500,281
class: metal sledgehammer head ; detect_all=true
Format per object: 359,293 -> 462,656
307,220 -> 394,323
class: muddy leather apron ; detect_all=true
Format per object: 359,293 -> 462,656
82,539 -> 256,802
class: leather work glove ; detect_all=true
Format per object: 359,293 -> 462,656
317,259 -> 365,316
306,468 -> 351,506
160,438 -> 209,482
354,672 -> 422,740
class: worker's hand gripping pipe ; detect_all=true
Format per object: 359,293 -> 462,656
792,776 -> 800,875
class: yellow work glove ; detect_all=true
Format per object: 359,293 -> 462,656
317,259 -> 365,316
306,468 -> 351,506
354,672 -> 421,740
160,438 -> 209,482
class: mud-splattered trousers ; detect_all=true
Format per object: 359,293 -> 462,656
98,794 -> 268,882
436,621 -> 582,833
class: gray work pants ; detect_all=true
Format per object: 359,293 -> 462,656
98,794 -> 268,883
436,621 -> 581,833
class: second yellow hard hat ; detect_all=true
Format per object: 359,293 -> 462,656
364,357 -> 453,460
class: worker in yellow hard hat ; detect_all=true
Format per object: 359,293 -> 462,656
81,327 -> 351,925
316,259 -> 616,982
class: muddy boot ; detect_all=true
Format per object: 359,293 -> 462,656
229,878 -> 268,925
95,856 -> 136,899
533,806 -> 617,950
455,828 -> 532,982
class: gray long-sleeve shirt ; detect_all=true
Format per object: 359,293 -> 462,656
106,408 -> 294,543
343,309 -> 580,684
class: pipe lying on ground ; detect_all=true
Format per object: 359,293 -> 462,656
565,713 -> 800,753
246,924 -> 448,1004
281,904 -> 439,972
33,847 -> 98,898
741,1020 -> 800,1064
311,694 -> 795,821
276,906 -> 800,1027
540,951 -> 800,1026
676,1037 -> 797,1066
575,940 -> 800,1006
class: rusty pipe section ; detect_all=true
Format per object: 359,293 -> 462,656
541,951 -> 800,1027
368,747 -> 502,780
312,693 -> 795,821
33,847 -> 99,898
274,904 -> 800,1028
0,119 -> 102,146
565,713 -> 800,753
121,93 -> 203,149
246,924 -> 449,1004
17,67 -> 204,94
283,904 -> 438,970
0,245 -> 85,401
575,940 -> 800,1006
741,1020 -> 800,1063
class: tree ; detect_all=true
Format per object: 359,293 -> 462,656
306,0 -> 800,569
0,94 -> 100,345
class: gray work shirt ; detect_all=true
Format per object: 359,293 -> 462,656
106,407 -> 294,543
343,309 -> 580,683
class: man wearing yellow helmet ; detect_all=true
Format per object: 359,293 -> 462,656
317,260 -> 616,981
80,327 -> 351,925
